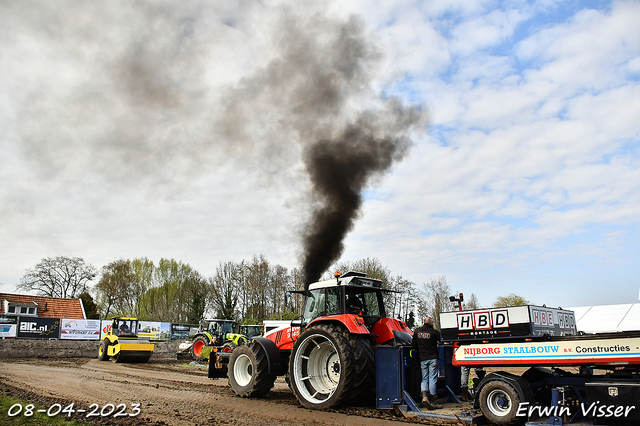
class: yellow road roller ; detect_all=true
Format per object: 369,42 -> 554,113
98,317 -> 154,363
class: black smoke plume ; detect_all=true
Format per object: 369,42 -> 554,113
213,11 -> 429,287
301,106 -> 423,285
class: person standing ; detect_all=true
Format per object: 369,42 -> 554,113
412,316 -> 442,409
460,366 -> 471,402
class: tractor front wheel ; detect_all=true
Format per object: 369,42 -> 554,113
191,336 -> 209,360
228,340 -> 275,398
221,341 -> 237,353
289,324 -> 363,409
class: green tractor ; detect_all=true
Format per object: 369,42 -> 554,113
239,324 -> 263,339
190,319 -> 237,361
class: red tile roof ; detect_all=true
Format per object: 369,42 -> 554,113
0,293 -> 85,319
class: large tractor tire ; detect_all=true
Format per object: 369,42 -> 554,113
347,333 -> 375,406
191,335 -> 209,360
228,340 -> 275,398
289,324 -> 373,410
98,340 -> 110,361
479,380 -> 525,425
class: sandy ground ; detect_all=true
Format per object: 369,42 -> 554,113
0,358 -> 476,426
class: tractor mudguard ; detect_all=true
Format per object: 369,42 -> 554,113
226,333 -> 248,346
307,315 -> 370,335
251,337 -> 287,376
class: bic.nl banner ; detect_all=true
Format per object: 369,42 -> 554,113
17,317 -> 60,339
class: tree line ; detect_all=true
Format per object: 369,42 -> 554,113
16,255 -> 529,328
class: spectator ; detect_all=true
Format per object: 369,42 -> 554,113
412,316 -> 442,409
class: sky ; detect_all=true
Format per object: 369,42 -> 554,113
1,0 -> 639,309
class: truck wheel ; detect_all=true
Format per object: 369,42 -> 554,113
191,336 -> 208,360
289,324 -> 360,409
479,380 -> 524,425
228,340 -> 275,398
98,340 -> 110,361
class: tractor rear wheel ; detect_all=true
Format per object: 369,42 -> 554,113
191,336 -> 208,360
98,340 -> 110,361
289,324 -> 369,409
347,334 -> 375,405
228,340 -> 275,398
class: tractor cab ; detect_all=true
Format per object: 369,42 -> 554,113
299,271 -> 412,345
201,319 -> 235,343
239,324 -> 262,338
302,271 -> 386,326
112,317 -> 139,338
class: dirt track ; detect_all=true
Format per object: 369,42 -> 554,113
0,358 -> 458,425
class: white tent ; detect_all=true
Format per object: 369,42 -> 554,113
567,304 -> 640,334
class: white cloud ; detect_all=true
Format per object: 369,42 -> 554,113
1,0 -> 639,309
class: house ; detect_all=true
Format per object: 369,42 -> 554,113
0,293 -> 86,319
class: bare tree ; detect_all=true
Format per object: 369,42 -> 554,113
465,293 -> 480,310
209,261 -> 241,320
129,257 -> 154,317
328,257 -> 392,284
95,259 -> 135,318
243,255 -> 271,321
18,256 -> 97,299
418,276 -> 456,330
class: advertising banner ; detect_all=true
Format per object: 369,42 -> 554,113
100,320 -> 113,340
454,337 -> 640,367
60,319 -> 101,340
0,315 -> 18,338
171,323 -> 198,340
441,305 -> 577,341
158,322 -> 171,340
17,317 -> 60,339
138,321 -> 162,340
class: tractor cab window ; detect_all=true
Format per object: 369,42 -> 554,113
326,287 -> 340,316
363,291 -> 382,316
303,289 -> 325,323
345,287 -> 382,317
303,287 -> 341,323
220,322 -> 233,337
115,319 -> 136,337
208,322 -> 220,334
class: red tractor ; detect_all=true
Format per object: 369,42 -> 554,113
213,271 -> 413,409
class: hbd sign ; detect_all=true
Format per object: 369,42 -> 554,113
457,310 -> 510,331
440,305 -> 577,341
